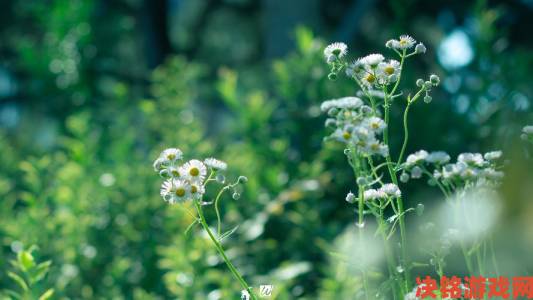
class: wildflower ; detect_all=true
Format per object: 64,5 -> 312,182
363,139 -> 389,157
189,181 -> 206,200
377,59 -> 401,84
345,192 -> 357,204
324,42 -> 348,61
363,116 -> 386,132
159,148 -> 183,165
345,59 -> 365,77
360,53 -> 384,68
390,35 -> 416,50
380,183 -> 402,198
180,159 -> 207,182
237,176 -> 248,184
160,179 -> 190,204
523,125 -> 533,134
483,151 -> 502,161
320,97 -> 363,112
457,153 -> 485,167
400,172 -> 410,183
405,150 -> 429,167
361,72 -> 377,87
426,151 -> 451,164
204,158 -> 228,171
364,189 -> 386,201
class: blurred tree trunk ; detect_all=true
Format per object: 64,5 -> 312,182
143,0 -> 172,68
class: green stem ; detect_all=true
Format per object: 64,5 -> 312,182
397,103 -> 411,166
214,187 -> 228,236
383,95 -> 410,291
489,237 -> 500,274
194,200 -> 257,300
358,188 -> 370,300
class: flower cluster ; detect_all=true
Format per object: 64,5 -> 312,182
363,183 -> 402,201
153,148 -> 227,204
521,125 -> 533,143
321,97 -> 389,157
401,150 -> 504,185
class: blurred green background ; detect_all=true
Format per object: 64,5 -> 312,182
0,0 -> 532,299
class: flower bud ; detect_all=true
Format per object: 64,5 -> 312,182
423,95 -> 432,103
416,203 -> 425,216
326,55 -> 336,64
429,74 -> 440,86
400,172 -> 410,183
325,118 -> 336,127
216,174 -> 226,184
423,81 -> 433,89
356,177 -> 367,186
343,148 -> 351,155
345,192 -> 356,204
237,176 -> 248,184
327,107 -> 339,116
385,40 -> 394,48
415,43 -> 426,54
232,192 -> 241,200
328,73 -> 338,81
416,79 -> 424,87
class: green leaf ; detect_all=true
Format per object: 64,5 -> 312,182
7,272 -> 28,291
38,289 -> 54,300
218,225 -> 239,242
18,251 -> 35,271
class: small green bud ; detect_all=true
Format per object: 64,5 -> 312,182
237,176 -> 248,184
232,192 -> 241,200
416,203 -> 425,216
424,95 -> 432,103
328,73 -> 338,81
416,79 -> 424,87
400,173 -> 410,183
429,74 -> 440,86
423,81 -> 433,89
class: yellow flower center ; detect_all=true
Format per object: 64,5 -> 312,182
371,144 -> 380,151
189,167 -> 199,176
191,185 -> 198,194
342,131 -> 351,140
371,122 -> 379,129
171,169 -> 180,177
384,66 -> 395,75
167,153 -> 176,160
175,188 -> 186,197
365,74 -> 375,83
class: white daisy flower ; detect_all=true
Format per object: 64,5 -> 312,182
320,97 -> 363,112
363,116 -> 386,133
364,189 -> 386,200
379,183 -> 401,198
363,140 -> 389,157
189,181 -> 206,200
204,158 -> 227,171
426,151 -> 451,164
360,53 -> 384,68
377,59 -> 401,84
360,72 -> 378,87
180,159 -> 207,182
160,179 -> 190,204
161,148 -> 183,161
458,153 -> 485,167
324,42 -> 348,60
345,59 -> 365,77
523,125 -> 533,134
392,35 -> 416,50
406,150 -> 428,167
484,151 -> 502,161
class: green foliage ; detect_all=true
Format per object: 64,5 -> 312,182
1,246 -> 54,300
